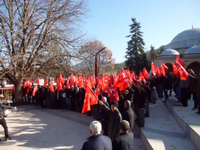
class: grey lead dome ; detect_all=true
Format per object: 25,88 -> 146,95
168,28 -> 200,49
160,49 -> 180,56
184,45 -> 200,54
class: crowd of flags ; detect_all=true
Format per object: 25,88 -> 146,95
22,55 -> 188,113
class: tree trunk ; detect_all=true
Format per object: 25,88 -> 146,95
14,80 -> 23,105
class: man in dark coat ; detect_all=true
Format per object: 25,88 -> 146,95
81,121 -> 112,150
136,82 -> 146,127
0,103 -> 15,141
112,120 -> 134,150
122,100 -> 134,130
144,82 -> 151,117
188,69 -> 198,110
100,96 -> 109,135
99,100 -> 122,140
163,74 -> 172,101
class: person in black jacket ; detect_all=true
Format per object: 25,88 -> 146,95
112,120 -> 134,150
81,121 -> 112,150
163,74 -> 172,101
144,82 -> 151,117
136,82 -> 146,127
100,96 -> 109,135
122,100 -> 134,130
0,103 -> 15,141
99,100 -> 122,140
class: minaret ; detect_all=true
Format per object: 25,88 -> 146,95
192,23 -> 194,29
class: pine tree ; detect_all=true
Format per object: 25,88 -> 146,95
149,45 -> 157,62
125,18 -> 149,74
157,45 -> 165,55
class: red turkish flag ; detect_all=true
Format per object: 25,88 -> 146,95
109,75 -> 114,85
161,62 -> 169,71
125,68 -> 133,81
78,75 -> 84,88
56,77 -> 62,91
82,92 -> 91,114
156,67 -> 162,78
172,62 -> 178,76
151,62 -> 157,74
49,80 -> 55,93
102,75 -> 109,89
74,75 -> 79,86
132,71 -> 138,80
116,69 -> 129,91
139,71 -> 146,83
43,77 -> 48,86
23,78 -> 32,88
70,73 -> 75,85
58,73 -> 64,86
108,85 -> 119,103
89,87 -> 98,106
175,55 -> 185,68
160,65 -> 166,76
177,63 -> 188,81
143,68 -> 150,79
32,85 -> 38,96
113,76 -> 118,85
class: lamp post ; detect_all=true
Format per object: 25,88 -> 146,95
95,47 -> 106,77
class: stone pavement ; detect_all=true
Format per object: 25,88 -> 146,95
138,97 -> 197,150
0,105 -> 144,150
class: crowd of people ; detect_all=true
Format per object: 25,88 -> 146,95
17,69 -> 200,149
21,69 -> 200,125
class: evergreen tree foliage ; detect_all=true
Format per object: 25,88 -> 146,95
156,45 -> 165,55
125,18 -> 149,74
149,45 -> 158,62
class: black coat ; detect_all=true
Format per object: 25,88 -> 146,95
163,77 -> 172,90
81,134 -> 112,150
137,90 -> 146,109
122,107 -> 134,130
112,132 -> 134,150
144,87 -> 151,102
106,108 -> 122,140
100,102 -> 109,121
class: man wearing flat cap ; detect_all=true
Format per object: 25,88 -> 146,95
99,100 -> 122,140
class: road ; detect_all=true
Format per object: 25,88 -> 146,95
0,105 -> 145,150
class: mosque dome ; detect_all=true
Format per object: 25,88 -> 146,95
184,45 -> 200,54
160,49 -> 180,56
168,28 -> 200,49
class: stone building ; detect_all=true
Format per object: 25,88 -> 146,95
155,27 -> 200,74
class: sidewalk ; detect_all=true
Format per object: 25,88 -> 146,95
0,105 -> 144,150
138,98 -> 196,150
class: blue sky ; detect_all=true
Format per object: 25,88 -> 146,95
83,0 -> 200,63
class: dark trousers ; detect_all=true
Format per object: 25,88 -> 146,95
71,99 -> 76,111
164,89 -> 169,100
191,92 -> 198,108
198,95 -> 200,113
101,120 -> 108,135
136,106 -> 145,127
0,118 -> 9,138
181,88 -> 188,107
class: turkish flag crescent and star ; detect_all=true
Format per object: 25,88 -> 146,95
82,92 -> 91,114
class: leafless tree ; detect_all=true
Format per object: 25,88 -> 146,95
0,0 -> 87,103
74,40 -> 115,75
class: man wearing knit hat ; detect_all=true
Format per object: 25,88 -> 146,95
81,121 -> 112,150
99,100 -> 122,140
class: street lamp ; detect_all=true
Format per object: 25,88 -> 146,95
95,47 -> 106,77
